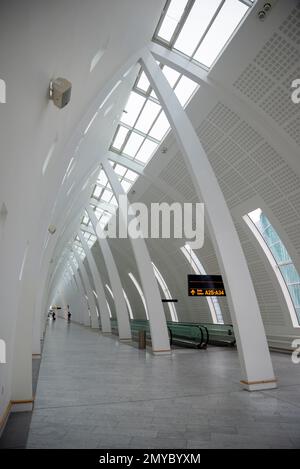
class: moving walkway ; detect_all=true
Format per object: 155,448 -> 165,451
110,319 -> 235,349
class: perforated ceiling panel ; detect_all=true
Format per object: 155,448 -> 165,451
159,151 -> 198,202
233,64 -> 275,104
233,5 -> 300,146
279,2 -> 300,46
196,101 -> 300,265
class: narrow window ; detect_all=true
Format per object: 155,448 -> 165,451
128,273 -> 149,320
244,209 -> 300,327
152,262 -> 178,322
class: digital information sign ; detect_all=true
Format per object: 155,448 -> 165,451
188,274 -> 226,297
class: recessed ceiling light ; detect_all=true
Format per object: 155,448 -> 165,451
90,37 -> 110,73
99,80 -> 122,110
90,49 -> 105,73
0,78 -> 6,103
104,103 -> 114,117
84,112 -> 98,135
42,141 -> 56,175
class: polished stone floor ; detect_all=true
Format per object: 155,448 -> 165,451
0,357 -> 41,449
25,318 -> 300,449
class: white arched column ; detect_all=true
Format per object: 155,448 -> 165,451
86,206 -> 131,340
140,51 -> 276,390
71,248 -> 99,329
77,231 -> 111,333
67,261 -> 89,326
63,270 -> 81,324
102,160 -> 171,354
69,256 -> 92,327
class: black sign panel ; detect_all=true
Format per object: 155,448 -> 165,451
188,274 -> 226,297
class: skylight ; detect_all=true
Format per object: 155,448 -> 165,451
121,92 -> 146,127
82,231 -> 97,248
156,0 -> 189,42
153,0 -> 251,69
73,244 -> 86,261
109,63 -> 198,168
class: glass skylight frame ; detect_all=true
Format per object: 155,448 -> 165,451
110,63 -> 198,167
244,209 -> 300,328
152,0 -> 253,70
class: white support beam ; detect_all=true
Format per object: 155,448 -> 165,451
68,258 -> 91,326
78,230 -> 112,333
67,264 -> 88,325
107,151 -> 145,175
71,248 -> 99,329
90,200 -> 117,215
140,51 -> 276,390
150,42 -> 300,182
80,225 -> 96,236
102,159 -> 171,354
150,43 -> 209,86
86,206 -> 132,340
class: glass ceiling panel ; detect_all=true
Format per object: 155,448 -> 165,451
123,132 -> 144,157
135,100 -> 161,134
135,139 -> 158,164
101,189 -> 112,203
174,75 -> 198,107
120,92 -> 146,127
125,169 -> 138,182
153,0 -> 252,70
162,65 -> 181,88
121,180 -> 132,193
98,170 -> 108,186
157,0 -> 189,42
92,185 -> 102,199
193,0 -> 248,67
174,0 -> 222,57
150,90 -> 158,99
112,125 -> 129,150
110,196 -> 118,207
149,110 -> 170,141
114,164 -> 127,176
93,207 -> 103,220
136,71 -> 150,93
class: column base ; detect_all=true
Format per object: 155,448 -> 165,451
152,349 -> 172,356
240,378 -> 277,391
11,399 -> 34,412
32,354 -> 41,360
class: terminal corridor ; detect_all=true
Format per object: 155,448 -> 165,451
25,319 -> 300,449
1,0 -> 300,452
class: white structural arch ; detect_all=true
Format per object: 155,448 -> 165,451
3,2 -> 300,431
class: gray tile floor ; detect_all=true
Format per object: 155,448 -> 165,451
25,318 -> 300,449
0,357 -> 41,449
